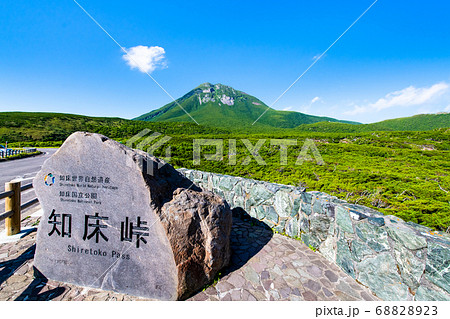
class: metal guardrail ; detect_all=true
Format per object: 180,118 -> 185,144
0,180 -> 39,236
0,210 -> 14,221
0,148 -> 37,159
0,190 -> 14,200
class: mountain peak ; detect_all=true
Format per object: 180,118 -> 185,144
191,83 -> 241,106
195,82 -> 233,92
134,82 -> 355,128
196,82 -> 213,88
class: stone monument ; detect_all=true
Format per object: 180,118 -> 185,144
33,132 -> 232,300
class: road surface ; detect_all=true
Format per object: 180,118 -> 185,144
0,148 -> 58,208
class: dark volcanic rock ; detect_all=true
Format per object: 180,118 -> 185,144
159,188 -> 232,299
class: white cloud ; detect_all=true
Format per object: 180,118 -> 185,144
372,83 -> 448,110
298,106 -> 310,114
445,105 -> 450,112
344,82 -> 449,115
344,105 -> 367,116
311,96 -> 320,104
282,106 -> 292,111
417,107 -> 433,114
123,45 -> 166,73
291,96 -> 322,114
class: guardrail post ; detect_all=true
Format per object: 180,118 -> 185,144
5,181 -> 21,235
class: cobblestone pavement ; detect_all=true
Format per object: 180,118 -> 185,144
0,205 -> 379,301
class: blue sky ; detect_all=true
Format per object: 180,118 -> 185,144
0,0 -> 449,124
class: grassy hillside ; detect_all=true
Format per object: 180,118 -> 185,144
0,112 -> 228,145
296,113 -> 450,133
1,111 -> 449,231
371,113 -> 450,131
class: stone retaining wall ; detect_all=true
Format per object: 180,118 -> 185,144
178,168 -> 450,301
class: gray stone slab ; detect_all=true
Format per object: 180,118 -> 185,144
33,132 -> 231,300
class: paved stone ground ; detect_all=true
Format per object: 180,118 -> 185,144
0,205 -> 379,301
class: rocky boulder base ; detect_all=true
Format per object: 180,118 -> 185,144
33,132 -> 232,300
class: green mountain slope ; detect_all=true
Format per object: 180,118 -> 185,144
296,113 -> 450,132
369,113 -> 450,131
134,83 -> 358,128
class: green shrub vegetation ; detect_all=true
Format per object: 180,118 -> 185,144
151,129 -> 449,231
1,112 -> 449,231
